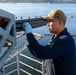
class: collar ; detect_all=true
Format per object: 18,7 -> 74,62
56,28 -> 67,38
50,28 -> 68,42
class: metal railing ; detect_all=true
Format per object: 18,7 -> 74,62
3,53 -> 45,75
3,49 -> 44,75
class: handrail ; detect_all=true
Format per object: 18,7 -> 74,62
3,52 -> 44,75
6,69 -> 17,75
19,61 -> 42,74
3,44 -> 45,75
20,53 -> 42,64
3,61 -> 17,68
20,68 -> 32,75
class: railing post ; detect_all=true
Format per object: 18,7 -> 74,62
42,61 -> 45,75
16,53 -> 20,75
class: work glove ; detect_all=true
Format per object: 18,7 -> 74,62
23,22 -> 32,35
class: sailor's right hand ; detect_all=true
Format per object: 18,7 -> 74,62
23,22 -> 32,35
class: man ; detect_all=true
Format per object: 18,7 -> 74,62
24,9 -> 76,75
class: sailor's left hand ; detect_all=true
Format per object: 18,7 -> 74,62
23,22 -> 32,35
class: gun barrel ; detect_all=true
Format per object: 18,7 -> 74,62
15,18 -> 47,32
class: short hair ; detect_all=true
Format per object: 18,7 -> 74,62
62,19 -> 66,26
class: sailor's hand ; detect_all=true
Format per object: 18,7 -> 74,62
23,22 -> 32,35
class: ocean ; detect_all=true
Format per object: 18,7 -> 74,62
0,3 -> 76,75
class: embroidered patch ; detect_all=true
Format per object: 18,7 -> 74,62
59,35 -> 67,39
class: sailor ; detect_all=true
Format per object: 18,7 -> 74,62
24,9 -> 76,75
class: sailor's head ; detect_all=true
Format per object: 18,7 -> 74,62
41,9 -> 66,34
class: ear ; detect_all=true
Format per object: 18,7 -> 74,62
59,19 -> 62,25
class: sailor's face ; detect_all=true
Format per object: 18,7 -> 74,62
47,19 -> 59,33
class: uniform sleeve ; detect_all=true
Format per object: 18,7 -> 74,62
26,33 -> 64,59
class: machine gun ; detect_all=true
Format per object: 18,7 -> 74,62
0,9 -> 47,75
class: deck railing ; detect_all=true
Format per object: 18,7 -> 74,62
3,53 -> 45,75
